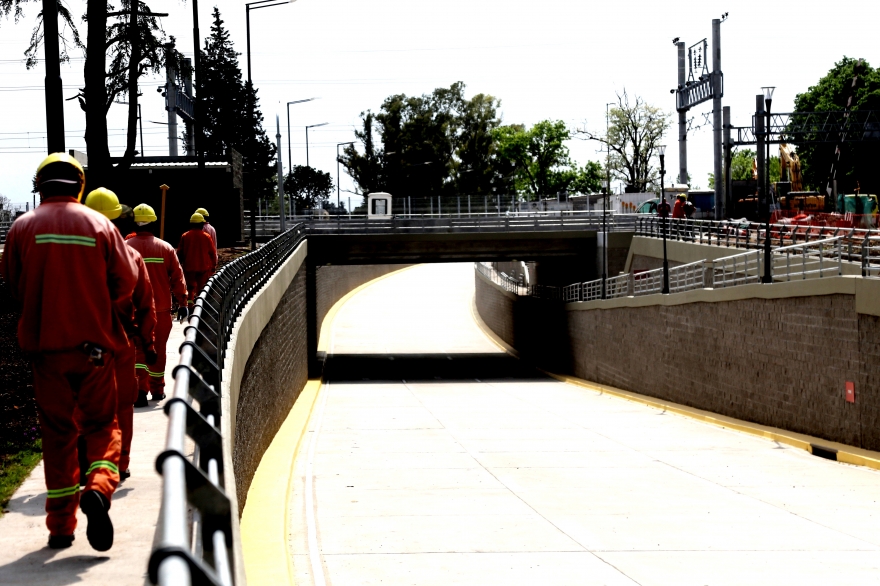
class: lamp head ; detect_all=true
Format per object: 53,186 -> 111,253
762,86 -> 776,104
658,144 -> 667,157
672,37 -> 680,45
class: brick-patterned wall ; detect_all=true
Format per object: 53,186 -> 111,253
234,264 -> 308,512
476,269 -> 880,450
233,262 -> 405,514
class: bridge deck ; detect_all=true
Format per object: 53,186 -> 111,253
279,263 -> 880,585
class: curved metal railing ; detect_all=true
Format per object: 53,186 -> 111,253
148,224 -> 306,586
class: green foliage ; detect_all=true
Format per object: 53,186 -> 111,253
339,83 -> 604,202
0,441 -> 41,514
200,8 -> 276,206
283,165 -> 334,210
793,57 -> 880,194
710,150 -> 780,189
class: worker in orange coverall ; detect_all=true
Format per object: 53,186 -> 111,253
177,212 -> 217,305
127,203 -> 188,406
0,154 -> 137,551
195,207 -> 217,252
84,190 -> 157,481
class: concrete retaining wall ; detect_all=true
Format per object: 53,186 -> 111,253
475,269 -> 880,451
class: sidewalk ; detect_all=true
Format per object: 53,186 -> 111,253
0,322 -> 185,585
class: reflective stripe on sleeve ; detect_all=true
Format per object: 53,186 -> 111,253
142,257 -> 165,264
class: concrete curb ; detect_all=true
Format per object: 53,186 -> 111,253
470,289 -> 880,472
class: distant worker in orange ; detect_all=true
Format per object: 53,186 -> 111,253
672,194 -> 686,219
0,154 -> 137,551
195,207 -> 217,251
128,203 -> 188,406
84,189 -> 157,482
177,212 -> 217,304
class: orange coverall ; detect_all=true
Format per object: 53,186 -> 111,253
127,231 -> 187,397
0,196 -> 137,537
204,222 -> 217,252
115,250 -> 156,471
177,227 -> 217,303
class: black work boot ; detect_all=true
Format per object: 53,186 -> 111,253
48,534 -> 75,549
80,490 -> 113,552
134,390 -> 149,408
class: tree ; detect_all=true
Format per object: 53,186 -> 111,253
793,57 -> 880,194
493,120 -> 601,198
2,0 -> 171,187
708,150 -> 779,189
199,8 -> 276,207
339,83 -> 506,198
454,92 -> 502,195
283,165 -> 333,210
576,90 -> 671,192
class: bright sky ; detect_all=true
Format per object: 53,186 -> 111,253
1,0 -> 878,208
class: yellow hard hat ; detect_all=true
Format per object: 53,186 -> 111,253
133,203 -> 157,223
84,188 -> 123,220
195,207 -> 209,217
35,153 -> 86,200
190,212 -> 206,223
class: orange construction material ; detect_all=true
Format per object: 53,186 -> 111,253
33,350 -> 121,537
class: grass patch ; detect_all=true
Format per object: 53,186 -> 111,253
0,440 -> 42,515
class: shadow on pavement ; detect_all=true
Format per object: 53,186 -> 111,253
0,549 -> 109,586
324,353 -> 547,383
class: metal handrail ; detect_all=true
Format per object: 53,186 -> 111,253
149,224 -> 306,586
633,260 -> 707,296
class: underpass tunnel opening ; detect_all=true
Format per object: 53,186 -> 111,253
313,261 -> 570,380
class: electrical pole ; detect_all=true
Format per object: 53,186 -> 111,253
676,41 -> 687,186
277,114 -> 286,232
712,18 -> 723,219
192,0 -> 204,173
42,0 -> 65,153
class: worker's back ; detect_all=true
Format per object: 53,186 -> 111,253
1,197 -> 137,353
128,232 -> 187,311
177,228 -> 217,273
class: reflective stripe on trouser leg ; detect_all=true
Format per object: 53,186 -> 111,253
33,351 -> 119,535
149,311 -> 172,394
115,342 -> 137,472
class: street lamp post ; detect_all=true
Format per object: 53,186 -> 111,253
245,0 -> 296,248
287,98 -> 317,170
761,86 -> 775,284
337,141 -> 355,213
658,145 -> 670,294
305,123 -> 328,167
602,102 -> 615,299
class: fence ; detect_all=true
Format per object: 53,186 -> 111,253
148,224 -> 306,586
712,236 -> 845,288
476,262 -> 562,300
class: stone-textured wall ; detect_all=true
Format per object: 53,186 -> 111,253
234,264 -> 308,511
475,270 -> 880,451
233,263 -> 405,514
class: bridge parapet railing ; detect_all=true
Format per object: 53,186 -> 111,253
564,273 -> 631,302
633,260 -> 708,296
862,234 -> 880,277
148,224 -> 306,586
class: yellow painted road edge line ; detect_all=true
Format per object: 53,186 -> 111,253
470,291 -> 880,472
241,379 -> 321,586
241,264 -> 417,585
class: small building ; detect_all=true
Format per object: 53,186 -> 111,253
367,192 -> 393,218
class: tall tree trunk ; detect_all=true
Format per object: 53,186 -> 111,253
119,0 -> 139,171
84,0 -> 110,189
